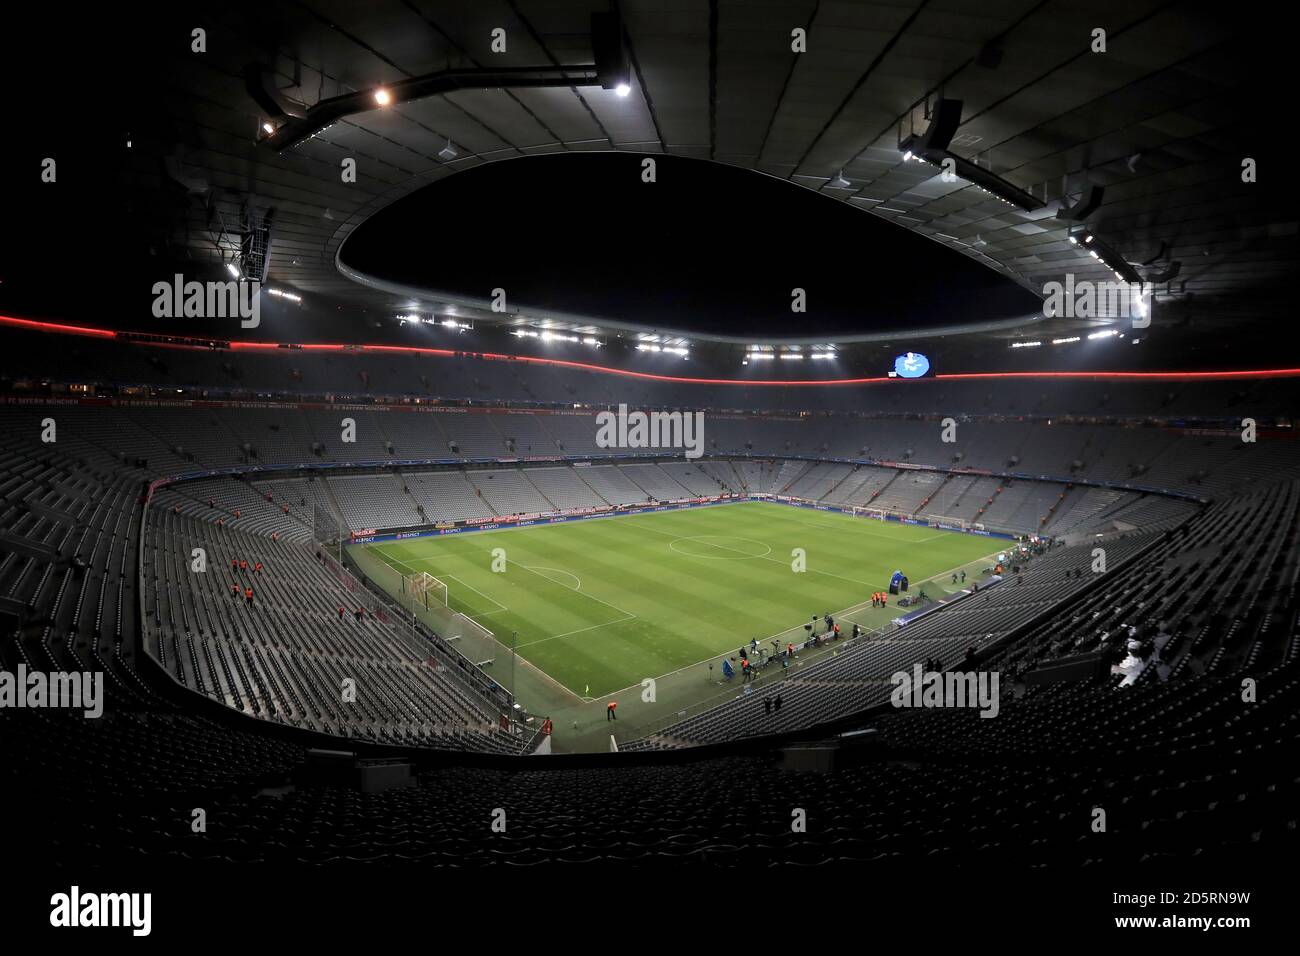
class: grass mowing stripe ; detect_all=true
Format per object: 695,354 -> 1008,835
373,551 -> 507,616
356,501 -> 1001,698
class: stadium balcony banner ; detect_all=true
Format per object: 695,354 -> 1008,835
343,495 -> 743,544
1178,427 -> 1244,438
763,496 -> 1019,541
875,460 -> 936,472
892,577 -> 1006,628
139,444 -> 1205,519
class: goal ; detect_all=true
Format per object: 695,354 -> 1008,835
403,570 -> 448,610
927,515 -> 970,531
852,506 -> 891,521
398,569 -> 497,667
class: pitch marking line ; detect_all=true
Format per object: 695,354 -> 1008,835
443,574 -> 508,613
377,553 -> 507,615
630,517 -> 878,588
520,613 -> 637,646
366,551 -> 595,702
667,535 -> 772,560
596,546 -> 1005,703
748,501 -> 960,543
523,565 -> 582,589
370,517 -> 1001,702
378,547 -> 641,693
511,560 -> 640,623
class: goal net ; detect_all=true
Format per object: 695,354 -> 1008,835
927,515 -> 970,530
399,570 -> 496,666
852,506 -> 891,521
403,571 -> 448,610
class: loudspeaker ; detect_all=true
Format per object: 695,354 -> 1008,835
1059,184 -> 1105,221
243,63 -> 306,120
1139,240 -> 1168,266
1146,261 -> 1182,283
921,98 -> 963,151
591,12 -> 628,90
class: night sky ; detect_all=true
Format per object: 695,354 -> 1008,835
340,152 -> 1040,339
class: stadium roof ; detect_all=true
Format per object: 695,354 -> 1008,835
4,1 -> 1294,353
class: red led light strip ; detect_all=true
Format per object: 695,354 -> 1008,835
0,314 -> 117,339
3,313 -> 1299,384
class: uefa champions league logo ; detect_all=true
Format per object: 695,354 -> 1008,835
890,352 -> 930,378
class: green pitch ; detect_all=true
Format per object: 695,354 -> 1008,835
361,501 -> 1001,699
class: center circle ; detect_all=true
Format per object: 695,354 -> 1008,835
667,535 -> 772,560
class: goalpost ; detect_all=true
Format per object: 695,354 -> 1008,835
852,505 -> 891,521
927,515 -> 970,530
400,570 -> 497,667
402,570 -> 448,610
